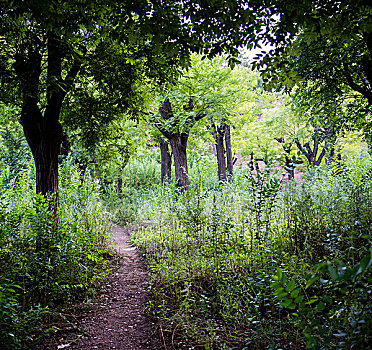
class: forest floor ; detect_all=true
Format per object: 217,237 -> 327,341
46,225 -> 166,350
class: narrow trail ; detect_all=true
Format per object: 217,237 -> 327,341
59,225 -> 164,350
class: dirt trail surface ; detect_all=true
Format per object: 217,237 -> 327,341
55,225 -> 164,350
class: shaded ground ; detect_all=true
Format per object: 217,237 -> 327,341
48,225 -> 165,350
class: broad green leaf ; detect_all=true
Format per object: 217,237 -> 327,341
290,289 -> 300,298
305,275 -> 319,289
286,280 -> 295,292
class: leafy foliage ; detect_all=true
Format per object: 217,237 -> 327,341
127,153 -> 372,348
0,159 -> 114,349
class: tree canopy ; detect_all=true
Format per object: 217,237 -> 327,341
0,0 -> 276,203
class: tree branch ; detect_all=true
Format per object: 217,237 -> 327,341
194,112 -> 207,122
45,35 -> 81,121
343,60 -> 372,104
154,122 -> 172,140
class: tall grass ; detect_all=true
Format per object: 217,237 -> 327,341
0,159 -> 114,349
127,153 -> 371,349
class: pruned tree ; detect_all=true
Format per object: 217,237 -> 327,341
294,127 -> 337,167
207,65 -> 264,183
155,97 -> 206,190
149,56 -> 261,189
212,122 -> 228,182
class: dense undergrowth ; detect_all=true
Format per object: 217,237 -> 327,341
111,153 -> 372,349
0,160 -> 114,349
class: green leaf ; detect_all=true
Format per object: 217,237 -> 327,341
281,273 -> 287,285
327,265 -> 338,280
305,275 -> 319,289
273,287 -> 284,296
281,299 -> 293,308
276,267 -> 283,281
360,255 -> 371,272
306,297 -> 318,305
316,301 -> 326,312
270,281 -> 280,288
295,295 -> 304,304
290,289 -> 300,298
277,291 -> 289,299
286,280 -> 295,292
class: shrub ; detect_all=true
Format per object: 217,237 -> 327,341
0,159 -> 113,349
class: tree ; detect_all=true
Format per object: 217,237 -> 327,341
211,122 -> 228,182
287,34 -> 372,150
0,0 -> 279,209
0,1 -> 144,211
149,56 -> 261,189
254,1 -> 372,149
156,98 -> 205,190
149,56 -> 230,190
207,66 -> 263,182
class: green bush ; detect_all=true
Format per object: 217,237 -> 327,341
0,159 -> 113,349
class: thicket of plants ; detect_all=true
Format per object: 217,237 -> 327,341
117,152 -> 372,349
0,159 -> 114,349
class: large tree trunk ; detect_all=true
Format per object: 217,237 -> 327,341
160,139 -> 172,183
225,124 -> 234,179
157,98 -> 206,191
20,107 -> 63,213
14,35 -> 80,212
169,133 -> 189,191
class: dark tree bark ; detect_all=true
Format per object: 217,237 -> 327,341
13,35 -> 80,214
155,98 -> 206,191
225,124 -> 234,179
118,174 -> 123,198
22,116 -> 64,196
169,133 -> 189,190
212,124 -> 227,183
295,127 -> 336,167
160,139 -> 172,183
295,138 -> 325,167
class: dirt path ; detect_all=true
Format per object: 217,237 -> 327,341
55,225 -> 164,350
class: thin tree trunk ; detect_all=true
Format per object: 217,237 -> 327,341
118,174 -> 123,198
213,127 -> 227,183
79,162 -> 87,184
169,133 -> 189,191
285,156 -> 295,180
225,124 -> 233,179
160,140 -> 172,183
